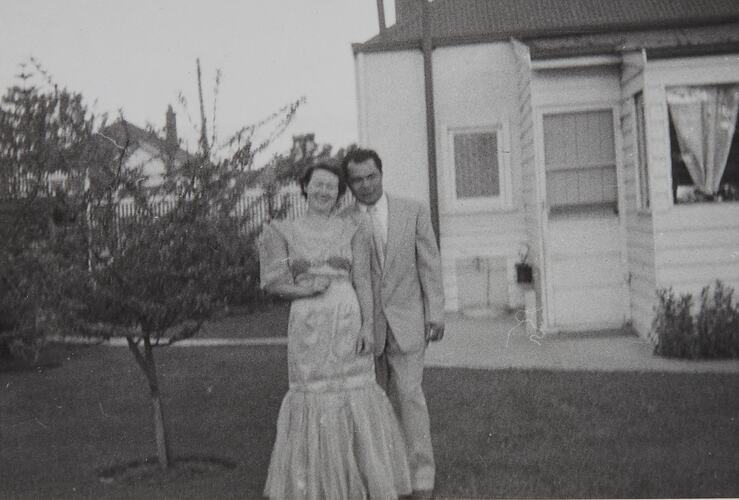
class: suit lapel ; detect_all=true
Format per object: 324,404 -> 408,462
383,194 -> 408,279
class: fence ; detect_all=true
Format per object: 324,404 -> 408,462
0,172 -> 71,200
2,174 -> 355,235
113,184 -> 354,234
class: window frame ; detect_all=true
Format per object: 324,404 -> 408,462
443,122 -> 511,213
540,106 -> 620,214
664,82 -> 739,206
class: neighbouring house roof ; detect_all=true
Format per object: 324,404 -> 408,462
354,0 -> 739,57
98,120 -> 190,164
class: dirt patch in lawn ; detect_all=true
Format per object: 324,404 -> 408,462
98,456 -> 237,485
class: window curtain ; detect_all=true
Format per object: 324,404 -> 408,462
666,84 -> 739,194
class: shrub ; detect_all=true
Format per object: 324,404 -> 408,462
695,281 -> 739,358
653,281 -> 739,359
652,288 -> 697,358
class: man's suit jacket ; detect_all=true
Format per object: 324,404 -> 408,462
342,194 -> 445,354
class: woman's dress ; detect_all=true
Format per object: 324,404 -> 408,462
259,215 -> 411,500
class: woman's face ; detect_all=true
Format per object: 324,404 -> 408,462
306,168 -> 339,214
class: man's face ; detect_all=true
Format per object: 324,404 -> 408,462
346,158 -> 383,205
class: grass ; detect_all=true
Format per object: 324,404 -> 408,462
2,342 -> 738,499
429,369 -> 738,498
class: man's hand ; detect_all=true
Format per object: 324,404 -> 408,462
355,327 -> 374,354
424,321 -> 445,343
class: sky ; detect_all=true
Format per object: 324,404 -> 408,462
0,0 -> 396,164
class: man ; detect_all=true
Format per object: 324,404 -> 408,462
341,148 -> 445,497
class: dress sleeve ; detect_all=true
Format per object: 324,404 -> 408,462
259,222 -> 292,290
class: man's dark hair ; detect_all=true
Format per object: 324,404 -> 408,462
341,148 -> 383,178
299,161 -> 347,200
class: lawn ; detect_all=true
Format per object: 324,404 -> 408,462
2,342 -> 738,499
198,303 -> 289,339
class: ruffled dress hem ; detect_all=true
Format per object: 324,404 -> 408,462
264,380 -> 412,500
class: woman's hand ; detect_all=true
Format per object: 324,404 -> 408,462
354,325 -> 374,355
296,274 -> 331,297
310,275 -> 331,295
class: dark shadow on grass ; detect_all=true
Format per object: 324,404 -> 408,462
0,342 -> 73,373
0,358 -> 61,373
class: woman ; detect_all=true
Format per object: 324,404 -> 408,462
260,162 -> 411,499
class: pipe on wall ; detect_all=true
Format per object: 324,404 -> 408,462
421,0 -> 440,245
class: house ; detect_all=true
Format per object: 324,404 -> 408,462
0,105 -> 191,239
0,105 -> 189,199
98,105 -> 189,190
353,0 -> 739,340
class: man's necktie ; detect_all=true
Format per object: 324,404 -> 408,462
367,205 -> 386,267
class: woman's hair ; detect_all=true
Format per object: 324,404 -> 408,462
299,161 -> 347,200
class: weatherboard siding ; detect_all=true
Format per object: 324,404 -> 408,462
433,43 -> 528,311
620,54 -> 658,340
645,55 -> 739,311
356,50 -> 429,203
512,40 -> 546,325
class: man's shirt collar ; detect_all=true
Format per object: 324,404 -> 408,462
358,192 -> 387,213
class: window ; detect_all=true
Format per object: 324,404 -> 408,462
635,93 -> 650,210
543,109 -> 618,213
453,132 -> 499,198
667,84 -> 739,204
447,125 -> 509,211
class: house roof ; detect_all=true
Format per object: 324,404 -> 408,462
354,0 -> 739,56
98,120 -> 190,164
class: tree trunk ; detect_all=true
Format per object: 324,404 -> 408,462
150,389 -> 170,470
143,336 -> 170,470
127,335 -> 171,470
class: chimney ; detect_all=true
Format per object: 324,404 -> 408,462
395,0 -> 424,24
376,0 -> 386,32
165,105 -> 178,169
165,105 -> 178,151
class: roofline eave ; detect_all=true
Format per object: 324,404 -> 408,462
352,39 -> 422,54
645,42 -> 739,59
353,14 -> 739,54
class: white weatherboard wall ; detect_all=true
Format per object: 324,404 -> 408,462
355,50 -> 429,204
126,144 -> 167,187
646,55 -> 739,307
619,51 -> 658,339
433,43 -> 527,311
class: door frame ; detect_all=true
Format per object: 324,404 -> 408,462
533,101 -> 630,332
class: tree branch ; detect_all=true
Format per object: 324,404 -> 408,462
126,335 -> 147,373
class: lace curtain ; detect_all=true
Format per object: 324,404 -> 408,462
666,84 -> 739,195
